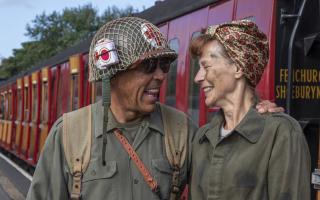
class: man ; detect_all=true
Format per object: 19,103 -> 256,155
27,16 -> 196,200
27,17 -> 282,200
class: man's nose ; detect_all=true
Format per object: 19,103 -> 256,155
153,66 -> 166,81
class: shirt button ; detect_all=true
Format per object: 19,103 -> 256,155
134,179 -> 139,184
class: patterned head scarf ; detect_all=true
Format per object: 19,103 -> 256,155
206,20 -> 269,86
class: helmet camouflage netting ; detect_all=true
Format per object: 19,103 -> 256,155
89,17 -> 177,82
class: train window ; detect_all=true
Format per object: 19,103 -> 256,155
188,31 -> 202,124
17,89 -> 22,120
242,16 -> 256,22
70,74 -> 79,111
165,38 -> 179,107
32,84 -> 38,121
0,95 -> 4,119
24,87 -> 29,120
83,57 -> 89,105
8,91 -> 12,119
4,93 -> 8,119
57,71 -> 63,118
50,67 -> 58,122
41,82 -> 49,122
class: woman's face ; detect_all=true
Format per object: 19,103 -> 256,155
194,40 -> 239,107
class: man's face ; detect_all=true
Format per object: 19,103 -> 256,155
194,40 -> 238,107
111,58 -> 170,115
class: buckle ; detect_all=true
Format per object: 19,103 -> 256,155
312,169 -> 320,189
171,170 -> 181,194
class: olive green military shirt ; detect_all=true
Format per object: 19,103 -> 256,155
190,107 -> 311,200
27,101 -> 197,200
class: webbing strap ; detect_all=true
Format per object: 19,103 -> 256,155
62,105 -> 92,200
70,158 -> 83,200
114,129 -> 160,195
160,104 -> 188,200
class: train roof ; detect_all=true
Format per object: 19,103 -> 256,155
136,0 -> 219,25
0,0 -> 218,86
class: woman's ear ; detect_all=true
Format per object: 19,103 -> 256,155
233,64 -> 244,79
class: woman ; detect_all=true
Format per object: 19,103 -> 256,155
189,20 -> 310,200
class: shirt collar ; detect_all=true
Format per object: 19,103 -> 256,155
92,101 -> 164,138
199,107 -> 266,144
233,106 -> 266,143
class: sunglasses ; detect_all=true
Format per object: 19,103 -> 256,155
140,58 -> 172,74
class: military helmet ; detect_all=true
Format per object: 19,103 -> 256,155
89,17 -> 177,81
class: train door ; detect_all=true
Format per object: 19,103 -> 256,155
82,54 -> 91,106
1,89 -> 13,149
89,53 -> 102,104
0,92 -> 4,146
91,80 -> 102,104
165,21 -> 184,111
38,67 -> 51,159
1,90 -> 8,147
69,54 -> 84,110
50,66 -> 59,126
57,62 -> 70,118
14,78 -> 24,154
28,71 -> 41,165
5,87 -> 14,150
21,75 -> 31,160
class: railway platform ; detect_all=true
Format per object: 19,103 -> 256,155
0,152 -> 31,200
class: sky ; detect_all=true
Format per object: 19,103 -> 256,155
0,0 -> 158,59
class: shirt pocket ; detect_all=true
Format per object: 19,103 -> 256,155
152,158 -> 173,200
81,161 -> 118,199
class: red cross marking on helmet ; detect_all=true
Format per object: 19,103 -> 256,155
143,24 -> 162,46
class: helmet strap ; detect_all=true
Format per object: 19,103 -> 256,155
102,77 -> 111,166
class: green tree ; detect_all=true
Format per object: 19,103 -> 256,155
0,4 -> 136,79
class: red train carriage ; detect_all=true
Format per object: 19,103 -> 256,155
0,0 -> 319,198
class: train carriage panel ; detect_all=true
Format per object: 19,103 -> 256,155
14,79 -> 24,153
28,71 -> 41,165
57,62 -> 71,118
69,54 -> 83,111
38,67 -> 50,158
21,75 -> 31,159
0,92 -> 4,145
6,87 -> 15,149
49,66 -> 59,126
235,0 -> 276,101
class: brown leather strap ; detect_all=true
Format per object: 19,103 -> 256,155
114,129 -> 159,193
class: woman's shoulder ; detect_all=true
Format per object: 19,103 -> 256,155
264,112 -> 303,136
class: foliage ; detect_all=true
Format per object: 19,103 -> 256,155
0,4 -> 137,79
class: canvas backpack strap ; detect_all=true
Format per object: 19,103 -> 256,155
62,105 -> 92,200
160,104 -> 188,200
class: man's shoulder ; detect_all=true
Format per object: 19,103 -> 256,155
50,116 -> 63,132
